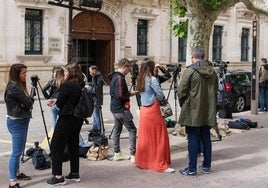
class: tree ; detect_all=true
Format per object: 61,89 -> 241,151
171,0 -> 268,64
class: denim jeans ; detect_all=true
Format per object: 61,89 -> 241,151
92,106 -> 101,132
112,110 -> 137,155
259,86 -> 268,111
7,117 -> 30,181
186,126 -> 212,172
51,105 -> 59,129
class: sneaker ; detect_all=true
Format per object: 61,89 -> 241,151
46,176 -> 66,185
199,165 -> 211,174
130,155 -> 135,163
16,173 -> 31,180
9,183 -> 21,188
179,167 -> 197,176
164,168 -> 175,173
113,152 -> 130,161
65,173 -> 81,182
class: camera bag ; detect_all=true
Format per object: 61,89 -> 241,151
32,148 -> 51,170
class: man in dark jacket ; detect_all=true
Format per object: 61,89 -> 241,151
178,47 -> 218,176
88,65 -> 106,133
108,58 -> 137,163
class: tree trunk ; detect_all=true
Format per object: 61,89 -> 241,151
186,14 -> 216,65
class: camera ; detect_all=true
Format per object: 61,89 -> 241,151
166,64 -> 182,77
31,74 -> 39,86
214,60 -> 229,76
131,60 -> 139,78
214,60 -> 229,70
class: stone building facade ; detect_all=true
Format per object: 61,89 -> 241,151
0,0 -> 267,91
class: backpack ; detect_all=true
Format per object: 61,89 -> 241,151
73,88 -> 94,119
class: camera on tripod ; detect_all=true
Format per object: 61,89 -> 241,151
166,64 -> 182,77
214,60 -> 229,76
130,60 -> 139,78
31,74 -> 39,86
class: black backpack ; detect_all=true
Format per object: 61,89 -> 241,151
73,88 -> 94,119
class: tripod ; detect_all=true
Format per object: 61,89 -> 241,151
21,77 -> 51,163
166,70 -> 180,125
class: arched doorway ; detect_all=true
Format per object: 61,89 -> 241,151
72,12 -> 115,83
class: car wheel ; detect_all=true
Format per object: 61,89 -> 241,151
233,96 -> 245,112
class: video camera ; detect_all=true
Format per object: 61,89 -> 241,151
214,60 -> 229,77
130,60 -> 139,78
31,74 -> 39,87
214,60 -> 229,70
166,64 -> 182,78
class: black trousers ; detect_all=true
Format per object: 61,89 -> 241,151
51,115 -> 83,176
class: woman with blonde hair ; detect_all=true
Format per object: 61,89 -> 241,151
42,66 -> 65,129
135,58 -> 174,173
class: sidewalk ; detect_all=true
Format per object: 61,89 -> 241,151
1,85 -> 268,188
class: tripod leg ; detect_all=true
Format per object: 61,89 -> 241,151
109,126 -> 114,139
98,105 -> 105,134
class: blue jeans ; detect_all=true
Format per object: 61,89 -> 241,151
51,105 -> 59,129
7,117 -> 30,181
112,110 -> 137,155
186,126 -> 212,172
259,86 -> 268,111
92,106 -> 101,132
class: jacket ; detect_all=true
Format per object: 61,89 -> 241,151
56,80 -> 82,116
88,72 -> 106,106
42,79 -> 60,99
259,64 -> 268,83
178,60 -> 218,127
4,82 -> 33,119
140,76 -> 164,106
108,71 -> 130,113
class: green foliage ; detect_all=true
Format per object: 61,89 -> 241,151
170,0 -> 188,39
200,0 -> 229,10
170,0 -> 229,39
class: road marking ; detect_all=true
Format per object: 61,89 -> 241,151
0,139 -> 34,146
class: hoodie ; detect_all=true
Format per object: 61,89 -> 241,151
108,71 -> 130,113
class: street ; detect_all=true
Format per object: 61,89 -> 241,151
1,85 -> 268,188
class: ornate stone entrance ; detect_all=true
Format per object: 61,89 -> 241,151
72,11 -> 115,82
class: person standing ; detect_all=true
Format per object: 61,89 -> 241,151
42,66 -> 65,129
5,63 -> 34,188
178,47 -> 218,176
88,65 -> 107,133
135,58 -> 175,173
46,62 -> 85,185
108,58 -> 137,162
259,58 -> 268,112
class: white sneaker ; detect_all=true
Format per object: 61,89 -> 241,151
164,168 -> 175,173
130,155 -> 135,163
113,152 -> 130,161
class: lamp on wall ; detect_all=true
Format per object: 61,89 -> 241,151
48,0 -> 103,63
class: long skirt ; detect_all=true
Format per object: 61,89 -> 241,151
135,101 -> 171,172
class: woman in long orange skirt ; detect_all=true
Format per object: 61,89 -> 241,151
135,58 -> 175,173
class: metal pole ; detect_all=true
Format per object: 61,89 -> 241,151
67,0 -> 73,64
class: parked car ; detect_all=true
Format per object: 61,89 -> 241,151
216,69 -> 251,112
